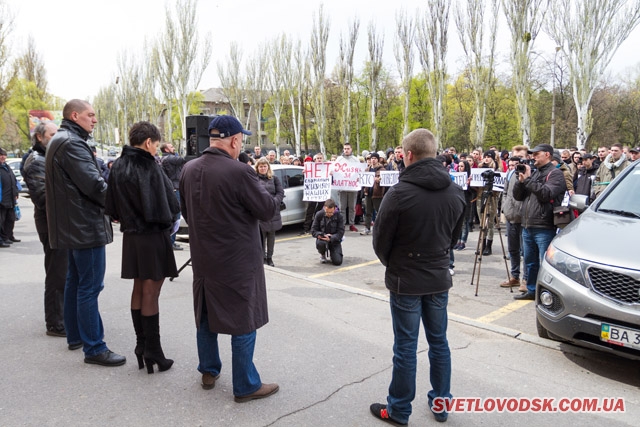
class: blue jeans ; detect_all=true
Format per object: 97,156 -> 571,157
522,228 -> 556,294
197,301 -> 262,396
387,292 -> 452,424
64,246 -> 108,356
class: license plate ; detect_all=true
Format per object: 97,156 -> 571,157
601,323 -> 640,350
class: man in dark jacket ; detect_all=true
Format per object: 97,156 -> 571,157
370,129 -> 465,425
160,142 -> 187,250
513,143 -> 567,300
24,122 -> 68,337
311,199 -> 345,265
574,153 -> 598,201
180,115 -> 281,402
45,99 -> 124,367
360,152 -> 385,236
0,147 -> 20,247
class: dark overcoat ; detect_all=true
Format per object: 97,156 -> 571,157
179,147 -> 280,335
257,174 -> 284,233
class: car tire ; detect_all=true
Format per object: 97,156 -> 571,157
536,317 -> 565,341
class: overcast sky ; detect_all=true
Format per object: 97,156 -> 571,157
7,0 -> 640,102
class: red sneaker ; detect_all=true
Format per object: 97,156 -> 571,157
349,225 -> 358,232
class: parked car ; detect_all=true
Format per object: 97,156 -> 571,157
5,158 -> 28,193
536,159 -> 640,360
176,163 -> 306,240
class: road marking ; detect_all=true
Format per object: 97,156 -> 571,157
276,235 -> 311,242
475,300 -> 532,323
308,259 -> 381,278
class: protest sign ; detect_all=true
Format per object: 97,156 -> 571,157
470,168 -> 507,192
303,161 -> 333,201
380,170 -> 399,187
450,172 -> 468,190
332,161 -> 366,190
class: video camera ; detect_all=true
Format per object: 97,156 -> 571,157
481,169 -> 496,188
515,158 -> 535,174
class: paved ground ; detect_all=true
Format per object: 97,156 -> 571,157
1,201 -> 639,426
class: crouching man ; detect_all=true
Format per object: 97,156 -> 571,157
311,199 -> 345,265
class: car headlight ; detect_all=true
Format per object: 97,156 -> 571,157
545,244 -> 588,287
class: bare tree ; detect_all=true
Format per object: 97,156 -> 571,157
284,39 -> 307,156
14,36 -> 47,93
268,34 -> 291,152
455,0 -> 499,148
171,0 -> 211,147
0,1 -> 14,126
152,11 -> 177,143
245,47 -> 268,146
394,10 -> 415,138
310,4 -> 330,155
502,0 -> 549,146
218,42 -> 246,124
337,18 -> 360,150
416,0 -> 450,149
546,0 -> 640,149
367,22 -> 384,152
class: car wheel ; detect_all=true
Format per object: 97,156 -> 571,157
536,317 -> 564,341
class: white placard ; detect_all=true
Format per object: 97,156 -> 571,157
380,170 -> 399,187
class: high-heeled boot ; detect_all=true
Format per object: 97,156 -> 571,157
131,309 -> 145,369
141,313 -> 173,374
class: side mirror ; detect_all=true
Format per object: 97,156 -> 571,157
569,194 -> 589,212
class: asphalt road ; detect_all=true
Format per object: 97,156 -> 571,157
2,198 -> 639,426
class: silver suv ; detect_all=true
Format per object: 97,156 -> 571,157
536,160 -> 640,360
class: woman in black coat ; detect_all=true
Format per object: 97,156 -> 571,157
105,121 -> 180,374
254,157 -> 284,266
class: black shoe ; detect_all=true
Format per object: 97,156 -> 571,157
370,403 -> 407,426
514,292 -> 535,301
9,237 -> 20,242
84,350 -> 127,366
0,242 -> 9,248
68,342 -> 83,350
46,328 -> 67,337
266,258 -> 275,267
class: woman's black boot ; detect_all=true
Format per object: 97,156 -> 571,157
141,313 -> 173,374
131,309 -> 145,369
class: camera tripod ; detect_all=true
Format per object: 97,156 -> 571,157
469,186 -> 511,296
169,257 -> 191,281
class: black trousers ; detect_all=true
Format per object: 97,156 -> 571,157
0,205 -> 15,242
316,239 -> 343,265
303,201 -> 323,232
38,231 -> 67,330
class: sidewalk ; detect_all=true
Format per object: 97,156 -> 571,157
0,208 -> 637,426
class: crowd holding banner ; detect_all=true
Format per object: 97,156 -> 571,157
302,160 -> 507,201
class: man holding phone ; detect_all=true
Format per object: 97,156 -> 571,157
311,199 -> 345,265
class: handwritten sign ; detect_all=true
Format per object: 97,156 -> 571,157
450,172 -> 468,190
303,178 -> 332,201
332,161 -> 366,191
359,172 -> 375,188
303,162 -> 333,201
380,170 -> 399,187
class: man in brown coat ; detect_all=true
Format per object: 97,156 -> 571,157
180,115 -> 281,402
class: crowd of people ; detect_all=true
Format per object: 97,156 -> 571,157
5,99 -> 638,423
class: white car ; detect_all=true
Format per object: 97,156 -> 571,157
176,163 -> 306,240
5,158 -> 28,193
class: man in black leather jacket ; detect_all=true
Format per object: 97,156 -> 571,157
45,99 -> 125,367
513,143 -> 567,300
24,122 -> 68,337
311,199 -> 345,265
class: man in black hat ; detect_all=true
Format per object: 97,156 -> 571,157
0,147 -> 20,247
629,146 -> 640,162
180,114 -> 281,401
574,153 -> 598,200
513,143 -> 567,300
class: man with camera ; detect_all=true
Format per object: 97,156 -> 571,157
311,199 -> 345,265
574,153 -> 598,200
513,144 -> 567,300
499,146 -> 529,292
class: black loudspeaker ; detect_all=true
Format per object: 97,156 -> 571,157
185,115 -> 215,160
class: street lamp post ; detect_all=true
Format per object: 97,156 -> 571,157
550,46 -> 561,147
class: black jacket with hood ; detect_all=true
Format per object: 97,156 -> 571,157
373,157 -> 466,295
